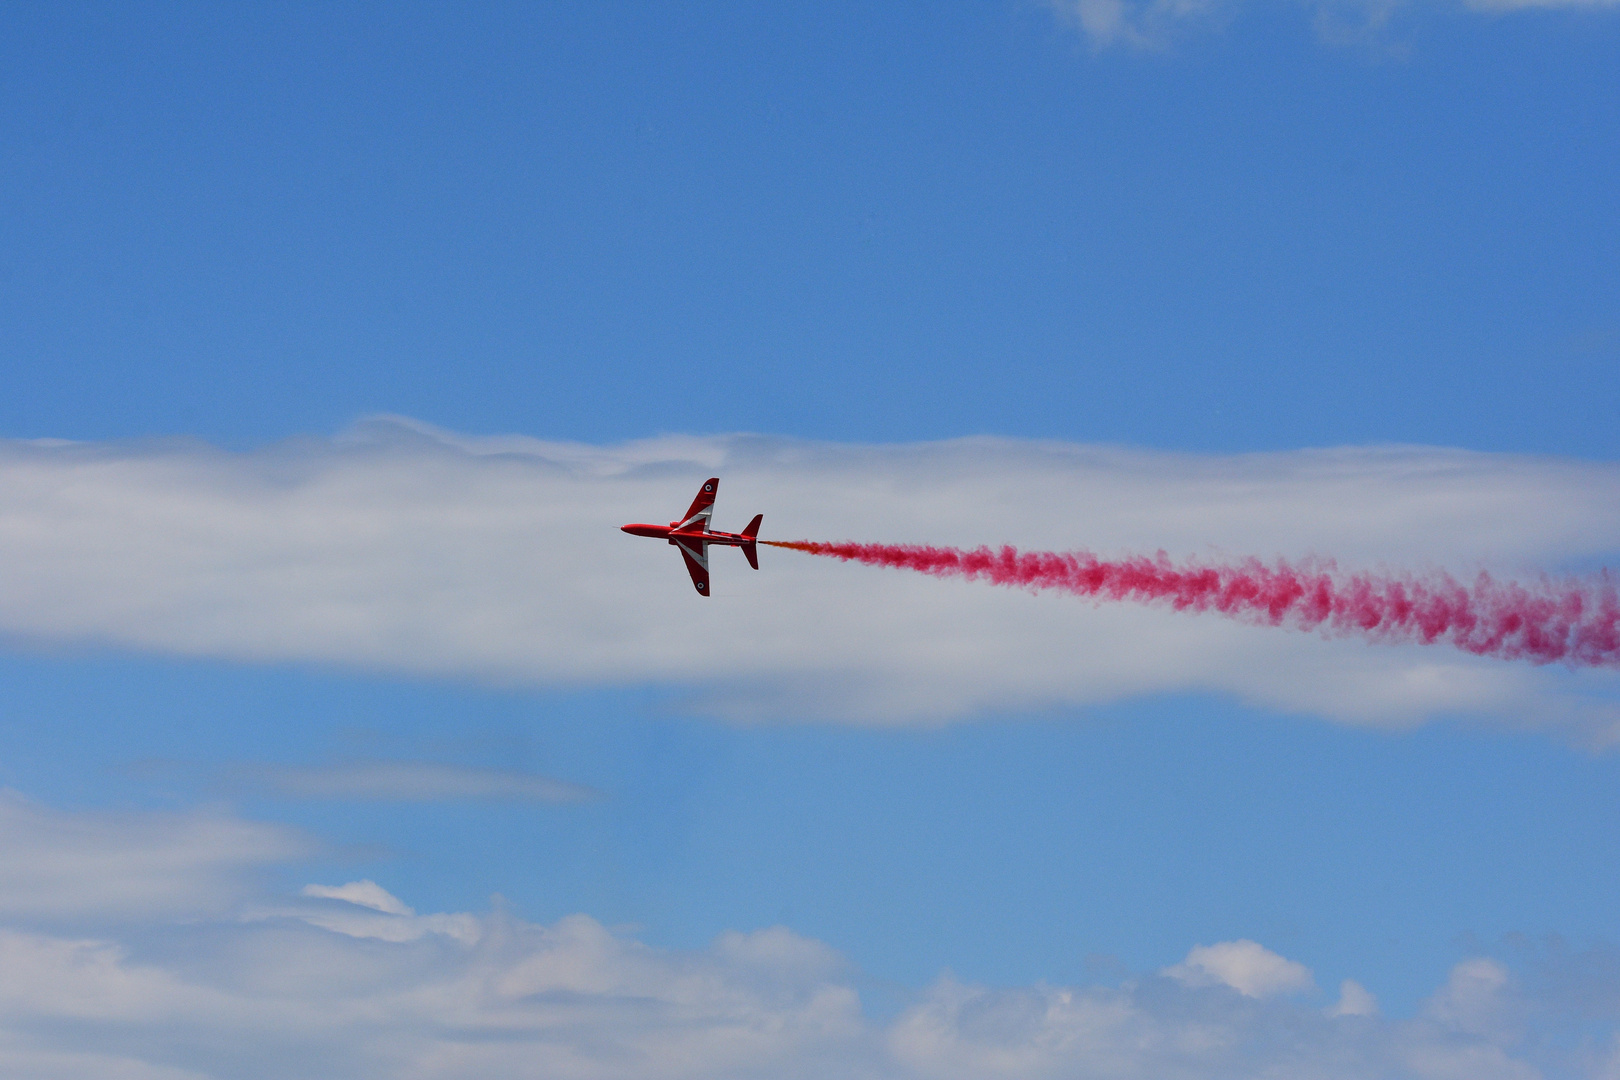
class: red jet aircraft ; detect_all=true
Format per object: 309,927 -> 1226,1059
620,478 -> 762,596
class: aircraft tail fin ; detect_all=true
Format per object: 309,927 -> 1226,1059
740,514 -> 761,570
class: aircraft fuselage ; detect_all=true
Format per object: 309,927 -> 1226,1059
619,523 -> 754,547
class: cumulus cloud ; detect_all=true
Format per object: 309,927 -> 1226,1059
886,969 -> 1529,1080
0,419 -> 1617,735
0,793 -> 1606,1079
1331,977 -> 1381,1016
0,898 -> 868,1080
1163,938 -> 1316,996
0,880 -> 1596,1080
1425,957 -> 1522,1041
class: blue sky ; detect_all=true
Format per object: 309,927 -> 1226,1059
7,3 -> 1618,454
2,4 -> 1619,1077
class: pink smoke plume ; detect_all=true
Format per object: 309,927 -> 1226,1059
762,540 -> 1620,667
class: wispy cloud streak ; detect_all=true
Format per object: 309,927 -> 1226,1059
1046,0 -> 1618,51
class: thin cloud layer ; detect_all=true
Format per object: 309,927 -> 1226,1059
0,419 -> 1617,736
234,760 -> 599,803
1047,0 -> 1617,49
1464,0 -> 1619,8
0,791 -> 310,923
1049,0 -> 1224,49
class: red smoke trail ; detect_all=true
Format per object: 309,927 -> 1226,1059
761,540 -> 1620,667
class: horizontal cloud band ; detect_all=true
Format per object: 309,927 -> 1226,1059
1,418 -> 1618,733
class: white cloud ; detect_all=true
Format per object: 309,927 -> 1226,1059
1465,0 -> 1619,9
262,881 -> 483,944
1424,957 -> 1521,1041
1047,0 -> 1225,49
1331,977 -> 1381,1016
1163,938 -> 1316,996
300,880 -> 412,914
236,760 -> 599,803
0,791 -> 310,923
0,1038 -> 214,1080
0,794 -> 1604,1079
1048,0 -> 1617,50
0,419 -> 1616,735
0,886 -> 1589,1080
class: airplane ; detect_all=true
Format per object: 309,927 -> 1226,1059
620,478 -> 761,596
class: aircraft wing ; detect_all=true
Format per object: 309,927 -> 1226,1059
671,535 -> 711,596
676,478 -> 718,532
